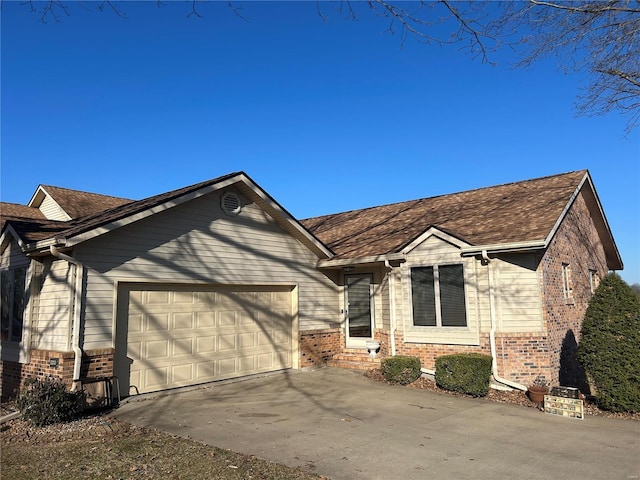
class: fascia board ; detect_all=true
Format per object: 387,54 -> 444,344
27,186 -> 46,208
460,240 -> 547,257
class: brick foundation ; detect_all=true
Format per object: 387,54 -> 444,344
299,328 -> 343,368
377,330 -> 551,386
0,348 -> 115,401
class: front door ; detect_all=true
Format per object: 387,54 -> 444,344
345,274 -> 373,347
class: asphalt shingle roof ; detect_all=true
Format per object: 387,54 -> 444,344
39,185 -> 133,219
2,171 -> 589,260
301,170 -> 587,259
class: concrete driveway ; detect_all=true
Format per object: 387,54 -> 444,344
113,368 -> 639,480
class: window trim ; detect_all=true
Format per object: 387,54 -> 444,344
589,269 -> 600,294
410,263 -> 468,328
562,263 -> 574,304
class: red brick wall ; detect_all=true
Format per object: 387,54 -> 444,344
299,328 -> 343,368
380,330 -> 550,386
0,348 -> 115,401
540,190 -> 608,387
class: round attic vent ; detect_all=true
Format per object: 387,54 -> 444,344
221,191 -> 241,216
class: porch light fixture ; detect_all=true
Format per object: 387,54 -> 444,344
49,357 -> 59,368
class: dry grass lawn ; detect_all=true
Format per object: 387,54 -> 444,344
1,415 -> 325,480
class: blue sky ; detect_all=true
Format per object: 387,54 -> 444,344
1,1 -> 639,284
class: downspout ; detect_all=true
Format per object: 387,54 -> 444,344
384,260 -> 397,356
50,246 -> 84,391
483,250 -> 527,391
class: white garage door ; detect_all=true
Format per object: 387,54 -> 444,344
121,284 -> 293,394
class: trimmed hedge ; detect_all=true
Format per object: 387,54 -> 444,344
577,273 -> 640,413
381,355 -> 422,385
435,353 -> 493,397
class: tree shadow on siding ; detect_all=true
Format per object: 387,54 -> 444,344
559,329 -> 590,394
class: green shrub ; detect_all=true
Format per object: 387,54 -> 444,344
577,273 -> 640,413
435,353 -> 493,397
381,355 -> 422,385
16,377 -> 80,427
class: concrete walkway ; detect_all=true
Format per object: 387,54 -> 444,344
113,368 -> 640,480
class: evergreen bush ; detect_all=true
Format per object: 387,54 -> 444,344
381,355 -> 422,385
16,377 -> 80,427
435,353 -> 493,397
577,273 -> 640,413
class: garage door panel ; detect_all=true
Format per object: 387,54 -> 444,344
145,339 -> 169,360
196,336 -> 216,353
218,334 -> 237,352
145,366 -> 169,389
173,313 -> 194,330
218,311 -> 237,327
129,314 -> 144,333
171,364 -> 194,384
196,312 -> 216,328
173,291 -> 194,304
146,312 -> 170,332
172,337 -> 195,357
196,361 -> 215,380
147,290 -> 170,305
239,355 -> 256,372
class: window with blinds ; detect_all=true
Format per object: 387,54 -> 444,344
411,264 -> 467,328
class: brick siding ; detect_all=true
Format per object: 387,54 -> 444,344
299,328 -> 343,368
540,190 -> 608,388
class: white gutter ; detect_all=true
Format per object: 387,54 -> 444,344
384,260 -> 397,356
318,253 -> 406,269
482,250 -> 527,391
50,246 -> 84,391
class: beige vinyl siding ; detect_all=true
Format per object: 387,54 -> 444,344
379,270 -> 390,330
473,260 -> 492,333
39,194 -> 70,221
30,258 -> 72,351
401,235 -> 480,345
493,253 -> 543,332
74,190 -> 338,350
